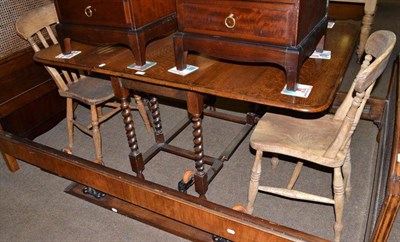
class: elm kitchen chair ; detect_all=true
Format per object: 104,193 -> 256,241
15,3 -> 152,164
241,30 -> 396,242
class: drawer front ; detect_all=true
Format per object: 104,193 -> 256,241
55,0 -> 132,28
178,1 -> 298,46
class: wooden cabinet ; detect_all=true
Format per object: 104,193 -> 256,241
54,0 -> 177,67
174,0 -> 328,90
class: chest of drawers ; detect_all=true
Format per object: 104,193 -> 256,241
54,0 -> 177,67
174,0 -> 328,90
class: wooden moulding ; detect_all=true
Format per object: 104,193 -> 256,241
0,131 -> 328,242
0,47 -> 65,139
370,55 -> 400,241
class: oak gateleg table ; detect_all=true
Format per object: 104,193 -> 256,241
27,20 -> 359,240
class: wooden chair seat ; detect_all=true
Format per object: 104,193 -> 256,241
245,30 -> 396,242
59,76 -> 114,105
251,113 -> 344,168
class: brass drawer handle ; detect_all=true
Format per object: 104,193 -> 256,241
225,14 -> 236,29
84,6 -> 93,17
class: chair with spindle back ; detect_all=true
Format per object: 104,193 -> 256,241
15,3 -> 152,164
237,30 -> 396,242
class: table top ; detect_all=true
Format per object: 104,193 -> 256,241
34,21 -> 358,113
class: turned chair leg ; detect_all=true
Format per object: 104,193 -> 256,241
247,150 -> 263,214
287,161 -> 303,190
0,124 -> 19,172
333,167 -> 345,242
1,152 -> 19,172
97,106 -> 103,119
271,154 -> 280,170
66,98 -> 74,151
90,105 -> 102,163
134,95 -> 152,133
342,151 -> 352,198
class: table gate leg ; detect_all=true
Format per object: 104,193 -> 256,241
192,113 -> 208,199
187,92 -> 208,198
149,96 -> 165,143
121,95 -> 145,179
110,77 -> 145,178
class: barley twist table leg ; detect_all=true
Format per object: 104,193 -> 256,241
121,96 -> 144,179
192,113 -> 208,199
149,96 -> 165,143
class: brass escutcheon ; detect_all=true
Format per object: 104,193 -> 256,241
224,14 -> 236,29
84,6 -> 93,17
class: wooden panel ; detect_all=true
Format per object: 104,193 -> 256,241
55,0 -> 177,29
55,0 -> 131,27
0,48 -> 65,139
298,0 -> 327,42
0,49 -> 49,107
1,90 -> 65,139
370,55 -> 400,241
131,0 -> 177,27
328,2 -> 364,20
178,1 -> 297,45
177,0 -> 327,46
0,132 -> 328,242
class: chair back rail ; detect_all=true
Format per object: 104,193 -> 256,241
15,3 -> 77,92
325,31 -> 396,158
